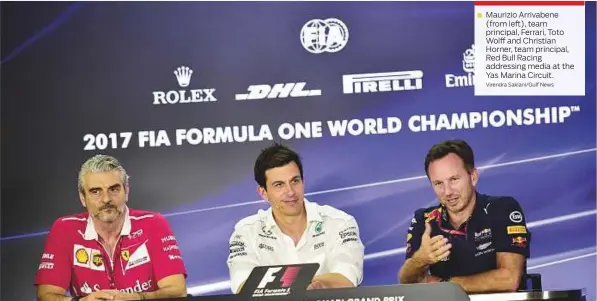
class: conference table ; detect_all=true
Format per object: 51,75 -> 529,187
146,283 -> 587,301
471,290 -> 587,301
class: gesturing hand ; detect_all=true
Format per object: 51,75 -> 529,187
414,222 -> 452,265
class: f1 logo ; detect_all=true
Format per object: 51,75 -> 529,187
257,267 -> 282,289
256,266 -> 302,289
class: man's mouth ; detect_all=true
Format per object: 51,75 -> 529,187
282,199 -> 298,205
446,197 -> 459,205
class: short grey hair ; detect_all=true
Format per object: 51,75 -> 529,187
78,154 -> 130,194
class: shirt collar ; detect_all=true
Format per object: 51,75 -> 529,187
263,198 -> 324,231
83,206 -> 132,240
472,191 -> 488,216
437,191 -> 485,225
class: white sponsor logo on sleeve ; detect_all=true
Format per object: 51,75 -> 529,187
509,211 -> 523,223
161,235 -> 176,243
38,262 -> 54,270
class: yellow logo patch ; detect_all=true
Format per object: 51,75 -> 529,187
507,225 -> 527,234
407,233 -> 412,242
92,252 -> 103,267
75,248 -> 89,264
121,250 -> 130,261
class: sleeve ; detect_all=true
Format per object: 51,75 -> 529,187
405,209 -> 426,260
491,197 -> 530,257
327,217 -> 365,287
34,219 -> 72,290
227,226 -> 260,294
150,214 -> 188,282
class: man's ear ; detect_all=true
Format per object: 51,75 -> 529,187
124,183 -> 130,202
79,192 -> 87,208
257,186 -> 269,203
471,168 -> 479,186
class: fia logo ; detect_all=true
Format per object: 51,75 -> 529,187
300,18 -> 349,54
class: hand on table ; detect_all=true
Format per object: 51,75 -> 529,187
422,275 -> 442,283
80,290 -> 120,301
307,281 -> 327,290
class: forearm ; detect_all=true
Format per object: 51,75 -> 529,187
312,273 -> 355,288
450,268 -> 520,293
399,257 -> 430,284
37,294 -> 71,301
140,286 -> 187,299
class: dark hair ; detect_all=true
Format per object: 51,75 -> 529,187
424,139 -> 475,178
254,142 -> 304,189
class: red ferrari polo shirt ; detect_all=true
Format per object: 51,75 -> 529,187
34,207 -> 187,297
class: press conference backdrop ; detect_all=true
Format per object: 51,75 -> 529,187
1,1 -> 595,301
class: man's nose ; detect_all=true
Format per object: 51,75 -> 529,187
101,193 -> 112,204
286,184 -> 297,196
443,184 -> 454,196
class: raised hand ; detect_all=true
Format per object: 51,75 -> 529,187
414,222 -> 452,265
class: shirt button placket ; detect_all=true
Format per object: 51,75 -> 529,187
283,236 -> 300,262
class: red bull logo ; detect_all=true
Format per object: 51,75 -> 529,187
512,236 -> 526,244
512,236 -> 527,247
425,208 -> 442,223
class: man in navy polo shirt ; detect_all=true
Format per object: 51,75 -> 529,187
398,139 -> 531,293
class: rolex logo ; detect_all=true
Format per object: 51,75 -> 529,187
152,65 -> 217,105
174,66 -> 193,87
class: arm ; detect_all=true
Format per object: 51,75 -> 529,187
36,285 -> 71,301
315,217 -> 364,289
37,286 -> 120,301
128,214 -> 188,299
449,197 -> 530,293
35,220 -> 73,301
398,254 -> 431,284
135,275 -> 187,299
450,252 -> 525,293
398,210 -> 428,284
227,226 -> 260,294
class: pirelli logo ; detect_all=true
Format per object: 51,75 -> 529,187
507,225 -> 527,234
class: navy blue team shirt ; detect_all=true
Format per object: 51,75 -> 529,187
405,192 -> 531,289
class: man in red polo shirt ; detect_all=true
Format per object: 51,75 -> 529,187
35,154 -> 188,301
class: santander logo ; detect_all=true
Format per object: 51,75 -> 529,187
79,279 -> 153,295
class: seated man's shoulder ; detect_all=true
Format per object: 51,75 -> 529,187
128,208 -> 168,224
481,194 -> 521,209
311,201 -> 355,223
50,212 -> 89,231
411,204 -> 442,222
233,210 -> 266,232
